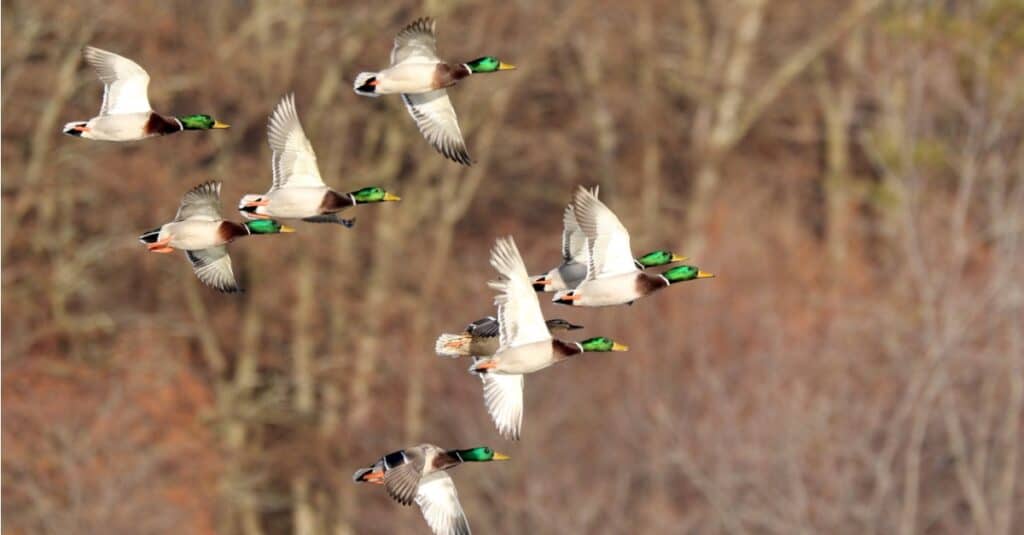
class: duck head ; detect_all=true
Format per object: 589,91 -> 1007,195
579,336 -> 629,352
349,186 -> 401,204
450,446 -> 510,462
660,265 -> 715,284
177,114 -> 230,130
464,56 -> 516,73
634,249 -> 687,269
244,219 -> 294,234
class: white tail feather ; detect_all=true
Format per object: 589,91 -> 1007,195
435,333 -> 471,357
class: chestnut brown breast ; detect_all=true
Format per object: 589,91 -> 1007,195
143,113 -> 183,136
432,63 -> 472,89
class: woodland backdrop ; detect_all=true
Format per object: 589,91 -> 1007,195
2,1 -> 1022,534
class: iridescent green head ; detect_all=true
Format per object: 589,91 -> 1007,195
635,249 -> 687,269
350,186 -> 401,204
243,219 -> 295,234
465,56 -> 516,73
452,446 -> 510,462
579,337 -> 629,352
177,114 -> 231,130
661,265 -> 715,284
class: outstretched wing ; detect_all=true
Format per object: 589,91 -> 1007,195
384,449 -> 426,506
267,93 -> 325,191
402,91 -> 472,166
487,237 -> 550,350
561,203 -> 587,263
174,181 -> 223,222
186,246 -> 241,293
482,373 -> 524,440
573,186 -> 637,279
82,46 -> 152,115
416,472 -> 471,535
391,17 -> 440,65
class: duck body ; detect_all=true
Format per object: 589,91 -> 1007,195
362,61 -> 471,95
65,111 -> 183,141
64,47 -> 228,142
254,186 -> 347,219
478,339 -> 583,375
352,17 -> 515,165
353,444 -> 508,535
139,181 -> 292,293
434,316 -> 582,358
466,237 -> 628,439
238,94 -> 399,226
142,220 -> 249,251
549,186 -> 713,307
562,271 -> 651,307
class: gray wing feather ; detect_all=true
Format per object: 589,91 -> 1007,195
384,450 -> 425,506
175,181 -> 223,222
391,17 -> 439,65
186,246 -> 241,293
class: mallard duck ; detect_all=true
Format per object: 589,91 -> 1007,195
138,181 -> 293,293
435,316 -> 582,358
551,187 -> 713,307
353,444 -> 508,535
237,94 -> 400,227
63,46 -> 229,141
468,237 -> 628,439
352,17 -> 515,165
530,195 -> 688,292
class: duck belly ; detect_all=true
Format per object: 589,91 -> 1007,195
374,62 -> 441,94
161,220 -> 224,251
266,187 -> 331,219
494,342 -> 555,375
576,273 -> 643,307
83,114 -> 154,141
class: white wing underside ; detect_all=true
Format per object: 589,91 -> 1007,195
561,203 -> 588,263
488,238 -> 551,350
573,187 -> 637,280
186,246 -> 240,293
416,472 -> 471,535
401,91 -> 471,165
482,373 -> 524,440
267,93 -> 325,191
83,46 -> 152,116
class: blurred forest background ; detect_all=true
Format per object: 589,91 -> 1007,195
2,0 -> 1023,534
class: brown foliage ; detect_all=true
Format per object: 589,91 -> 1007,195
2,1 -> 1022,534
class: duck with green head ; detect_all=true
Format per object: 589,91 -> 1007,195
64,46 -> 229,141
531,190 -> 688,292
139,181 -> 294,293
353,443 -> 509,535
466,237 -> 629,439
552,187 -> 714,307
352,17 -> 516,165
238,94 -> 400,228
435,315 -> 584,358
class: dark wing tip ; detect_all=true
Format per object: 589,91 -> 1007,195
187,180 -> 222,198
439,142 -> 472,166
400,17 -> 436,37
